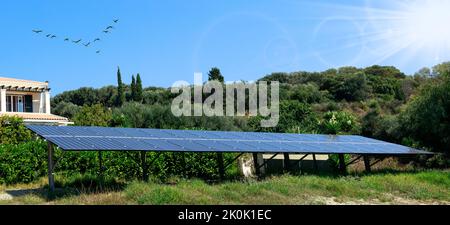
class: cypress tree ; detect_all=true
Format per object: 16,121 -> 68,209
116,67 -> 125,106
136,73 -> 143,102
131,75 -> 136,101
208,67 -> 224,83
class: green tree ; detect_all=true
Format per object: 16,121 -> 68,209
364,65 -> 405,78
324,72 -> 369,101
248,100 -> 319,133
73,104 -> 112,126
116,67 -> 125,106
97,85 -> 118,107
208,67 -> 224,83
135,73 -> 143,102
289,83 -> 330,104
399,75 -> 450,155
52,87 -> 99,106
0,116 -> 32,145
52,101 -> 81,119
130,75 -> 136,101
260,72 -> 289,83
337,66 -> 360,75
414,67 -> 432,78
432,61 -> 450,77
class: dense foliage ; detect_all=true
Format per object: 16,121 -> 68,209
0,140 -> 47,184
0,116 -> 32,145
398,75 -> 450,167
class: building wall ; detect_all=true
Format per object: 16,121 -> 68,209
32,92 -> 41,113
238,153 -> 333,177
262,154 -> 332,173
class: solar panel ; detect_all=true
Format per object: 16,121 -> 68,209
26,125 -> 432,155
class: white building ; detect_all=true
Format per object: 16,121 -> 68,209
0,77 -> 72,125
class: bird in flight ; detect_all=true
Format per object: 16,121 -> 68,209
32,30 -> 43,33
50,35 -> 56,38
64,38 -> 70,41
93,38 -> 101,42
103,30 -> 110,33
83,42 -> 91,47
96,50 -> 101,54
106,26 -> 114,30
113,19 -> 119,23
46,34 -> 52,37
72,39 -> 82,44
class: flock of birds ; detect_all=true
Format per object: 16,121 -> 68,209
32,19 -> 119,54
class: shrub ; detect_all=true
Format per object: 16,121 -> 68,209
322,72 -> 369,101
73,104 -> 112,126
399,76 -> 450,155
0,116 -> 32,145
425,154 -> 450,169
0,140 -> 47,184
289,83 -> 330,104
328,154 -> 351,171
248,100 -> 319,133
52,101 -> 81,119
319,111 -> 360,135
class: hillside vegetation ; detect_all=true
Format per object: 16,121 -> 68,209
1,63 -> 449,185
52,64 -> 450,156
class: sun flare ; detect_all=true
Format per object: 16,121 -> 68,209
317,0 -> 450,67
401,0 -> 450,47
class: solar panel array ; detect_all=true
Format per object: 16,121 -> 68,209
26,125 -> 431,155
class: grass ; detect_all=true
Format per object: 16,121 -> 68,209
1,170 -> 449,205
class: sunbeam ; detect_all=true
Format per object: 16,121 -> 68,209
308,0 -> 450,68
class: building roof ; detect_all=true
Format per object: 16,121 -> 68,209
0,77 -> 49,91
0,112 -> 70,123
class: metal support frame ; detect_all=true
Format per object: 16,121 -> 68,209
97,151 -> 104,190
224,153 -> 244,170
283,153 -> 290,172
51,151 -> 66,173
217,153 -> 225,180
253,153 -> 261,176
144,152 -> 162,179
312,154 -> 318,172
181,152 -> 187,175
290,154 -> 309,167
98,151 -> 104,176
124,151 -> 140,165
47,142 -> 55,193
363,155 -> 371,172
257,153 -> 278,170
124,151 -> 162,181
290,154 -> 309,173
46,142 -> 70,196
346,155 -> 363,167
140,151 -> 148,181
148,152 -> 162,165
370,157 -> 384,167
338,154 -> 346,174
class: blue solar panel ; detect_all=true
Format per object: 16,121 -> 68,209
26,125 -> 432,155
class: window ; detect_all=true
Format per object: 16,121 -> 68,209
6,95 -> 11,112
6,95 -> 33,113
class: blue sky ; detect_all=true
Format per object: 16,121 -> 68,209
1,0 -> 449,94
